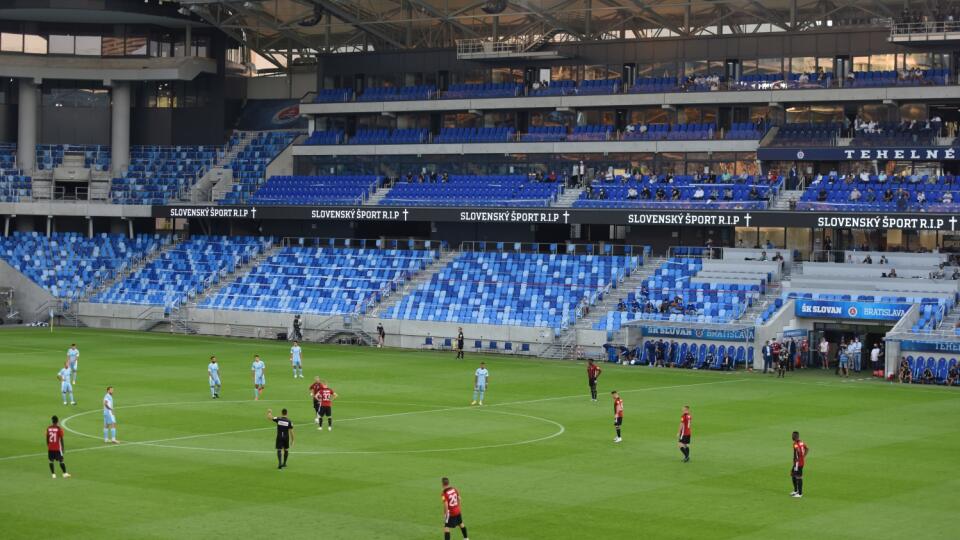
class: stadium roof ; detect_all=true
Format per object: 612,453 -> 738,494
175,0 -> 920,68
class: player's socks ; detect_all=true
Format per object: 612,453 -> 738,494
282,450 -> 288,466
444,533 -> 451,540
277,450 -> 283,468
104,428 -> 109,441
49,462 -> 55,474
460,526 -> 468,538
797,479 -> 803,495
791,477 -> 798,493
110,428 -> 116,441
615,428 -> 621,438
60,462 -> 67,474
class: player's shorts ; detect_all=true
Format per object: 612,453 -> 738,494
614,416 -> 623,427
792,465 -> 804,477
103,411 -> 116,425
588,377 -> 597,387
61,382 -> 73,393
276,436 -> 289,450
292,360 -> 301,367
318,405 -> 332,417
679,435 -> 691,444
255,375 -> 266,386
444,514 -> 463,528
209,376 -> 220,386
48,450 -> 63,461
69,361 -> 78,371
474,384 -> 486,392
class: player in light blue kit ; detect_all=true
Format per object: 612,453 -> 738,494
58,363 -> 75,405
290,341 -> 303,379
66,344 -> 79,385
208,356 -> 221,399
471,362 -> 490,406
252,355 -> 266,400
103,386 -> 118,443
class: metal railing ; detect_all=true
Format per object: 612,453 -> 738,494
891,20 -> 960,37
459,240 -> 648,257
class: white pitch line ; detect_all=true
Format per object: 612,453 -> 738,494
0,378 -> 745,463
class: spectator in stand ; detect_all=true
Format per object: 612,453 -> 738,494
888,268 -> 898,278
849,187 -> 862,201
944,192 -> 954,204
720,350 -> 733,371
879,255 -> 888,265
947,363 -> 959,386
920,364 -> 936,384
626,187 -> 639,200
655,187 -> 666,201
917,191 -> 927,205
818,188 -> 828,202
671,187 -> 681,200
693,187 -> 705,200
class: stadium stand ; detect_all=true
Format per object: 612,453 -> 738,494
628,76 -> 678,93
382,250 -> 641,331
200,244 -> 439,315
567,125 -> 614,141
0,143 -> 30,202
247,175 -> 382,205
442,82 -> 522,99
313,88 -> 354,103
767,123 -> 841,146
0,232 -> 168,302
520,126 -> 567,142
574,174 -> 779,209
90,236 -> 271,309
380,174 -> 563,207
528,79 -> 576,96
850,120 -> 939,147
623,123 -> 716,141
304,130 -> 344,145
35,144 -> 111,172
110,145 -> 221,205
796,174 -> 960,212
573,78 -> 621,95
358,85 -> 435,101
436,127 -> 515,143
219,131 -> 299,204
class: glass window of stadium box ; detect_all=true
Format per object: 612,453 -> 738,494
786,104 -> 844,124
683,60 -> 709,76
576,110 -> 616,127
584,65 -> 611,80
48,34 -> 73,55
125,31 -> 148,56
757,58 -> 784,76
24,33 -> 46,55
550,65 -> 577,81
1,32 -> 23,53
483,111 -> 516,129
492,68 -> 523,84
899,103 -> 927,122
42,82 -> 109,108
455,69 -> 487,84
75,35 -> 101,56
817,57 -> 835,74
680,107 -> 718,126
790,57 -> 816,74
852,56 -> 870,72
530,110 -> 574,128
870,53 -> 896,71
442,112 -> 480,128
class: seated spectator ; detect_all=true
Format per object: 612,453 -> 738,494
943,192 -> 954,204
722,188 -> 734,201
598,187 -> 608,200
617,299 -> 627,311
749,186 -> 760,200
772,251 -> 784,262
818,188 -> 828,202
693,187 -> 705,200
626,187 -> 639,200
896,192 -> 908,212
865,188 -> 877,202
917,191 -> 927,204
760,250 -> 768,261
898,358 -> 912,383
863,255 -> 873,264
850,188 -> 861,201
921,365 -> 935,384
952,268 -> 960,280
883,188 -> 894,202
671,187 -> 681,200
877,172 -> 887,182
708,189 -> 720,201
879,255 -> 888,265
947,363 -> 959,386
640,186 -> 652,199
680,349 -> 695,369
655,187 -> 666,201
859,171 -> 870,182
720,352 -> 733,371
888,268 -> 898,278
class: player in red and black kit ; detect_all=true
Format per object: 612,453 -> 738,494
611,391 -> 624,442
441,477 -> 469,540
790,431 -> 810,498
316,383 -> 337,431
46,415 -> 70,479
678,405 -> 692,462
587,359 -> 602,401
309,376 -> 324,425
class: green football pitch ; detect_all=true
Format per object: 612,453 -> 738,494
1,328 -> 958,540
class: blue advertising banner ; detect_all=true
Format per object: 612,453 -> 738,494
236,99 -> 306,130
638,325 -> 755,342
758,146 -> 959,162
898,340 -> 960,353
782,328 -> 808,338
795,299 -> 911,321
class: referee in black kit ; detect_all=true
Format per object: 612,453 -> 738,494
267,409 -> 294,469
455,327 -> 465,359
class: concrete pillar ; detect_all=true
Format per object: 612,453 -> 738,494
185,24 -> 192,57
110,82 -> 131,176
127,218 -> 134,239
46,216 -> 52,238
17,78 -> 38,174
3,216 -> 9,237
87,217 -> 93,239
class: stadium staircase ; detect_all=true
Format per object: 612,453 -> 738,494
196,132 -> 252,203
369,248 -> 459,318
772,189 -> 804,210
79,235 -> 182,304
554,186 -> 583,207
362,184 -> 392,206
188,241 -> 282,308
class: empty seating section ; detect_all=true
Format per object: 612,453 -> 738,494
574,175 -> 778,209
248,175 -> 381,205
0,143 -> 30,202
111,145 -> 221,205
349,128 -> 429,145
313,88 -> 353,103
436,127 -> 515,143
358,85 -> 435,101
36,144 -> 111,171
568,125 -> 613,141
521,126 -> 566,142
442,83 -> 521,99
788,72 -> 833,88
797,175 -> 960,211
0,232 -> 166,301
849,69 -> 950,87
382,251 -> 639,330
768,123 -> 840,146
381,175 -> 563,207
595,258 -> 764,332
726,122 -> 767,140
90,236 -> 270,308
220,131 -> 298,204
575,79 -> 621,95
200,246 -> 438,315
623,123 -> 715,141
304,130 -> 344,145
629,77 -> 677,93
